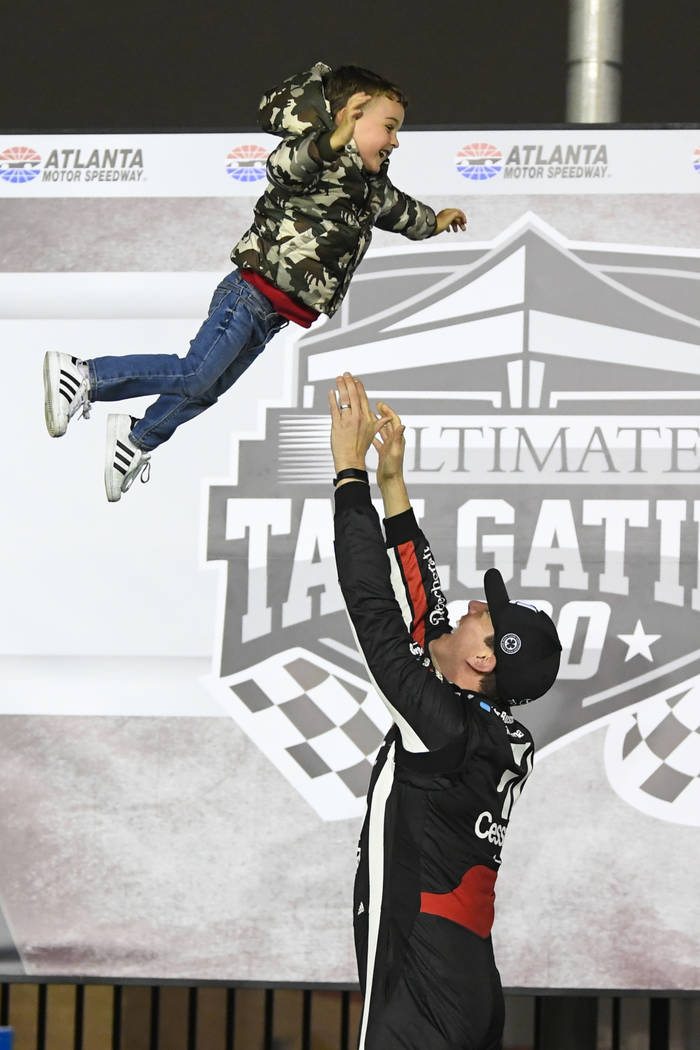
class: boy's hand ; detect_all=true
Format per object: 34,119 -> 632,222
435,208 -> 467,234
330,92 -> 373,152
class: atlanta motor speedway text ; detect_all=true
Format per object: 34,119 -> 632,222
41,147 -> 144,182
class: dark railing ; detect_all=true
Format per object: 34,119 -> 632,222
0,982 -> 697,1050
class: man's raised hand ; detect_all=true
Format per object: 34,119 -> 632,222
373,401 -> 406,488
328,372 -> 390,479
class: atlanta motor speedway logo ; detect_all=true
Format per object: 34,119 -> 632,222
204,213 -> 700,825
456,142 -> 609,182
0,146 -> 41,183
456,143 -> 502,181
0,145 -> 145,184
226,145 -> 268,183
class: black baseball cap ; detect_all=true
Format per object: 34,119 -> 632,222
483,568 -> 562,705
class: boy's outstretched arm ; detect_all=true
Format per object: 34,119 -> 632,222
375,185 -> 467,241
434,208 -> 467,234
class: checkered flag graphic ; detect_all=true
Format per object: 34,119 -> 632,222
604,679 -> 700,827
206,647 -> 391,820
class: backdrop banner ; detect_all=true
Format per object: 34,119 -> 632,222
1,128 -> 699,989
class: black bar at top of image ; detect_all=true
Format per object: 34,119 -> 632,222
1,122 -> 698,135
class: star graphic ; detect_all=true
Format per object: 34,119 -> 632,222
617,620 -> 661,662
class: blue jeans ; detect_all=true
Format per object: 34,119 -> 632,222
88,270 -> 287,451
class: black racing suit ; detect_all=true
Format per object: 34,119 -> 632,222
334,483 -> 535,1050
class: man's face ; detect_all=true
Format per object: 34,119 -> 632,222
454,601 -> 497,671
350,94 -> 404,173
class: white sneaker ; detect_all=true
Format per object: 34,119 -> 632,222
43,351 -> 91,437
104,414 -> 151,503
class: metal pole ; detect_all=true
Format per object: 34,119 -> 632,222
566,0 -> 623,122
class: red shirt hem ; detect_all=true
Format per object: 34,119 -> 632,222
240,270 -> 319,329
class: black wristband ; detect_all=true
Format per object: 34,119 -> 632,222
333,468 -> 369,487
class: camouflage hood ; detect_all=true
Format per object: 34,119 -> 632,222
259,61 -> 334,139
231,64 -> 437,318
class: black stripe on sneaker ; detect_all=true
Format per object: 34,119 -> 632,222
114,443 -> 135,473
59,370 -> 79,389
116,440 -> 134,460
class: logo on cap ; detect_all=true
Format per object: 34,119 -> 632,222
500,633 -> 522,655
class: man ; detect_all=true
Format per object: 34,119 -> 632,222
329,373 -> 562,1050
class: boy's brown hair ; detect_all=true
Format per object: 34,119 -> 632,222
323,65 -> 408,118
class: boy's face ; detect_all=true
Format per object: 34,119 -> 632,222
350,94 -> 404,173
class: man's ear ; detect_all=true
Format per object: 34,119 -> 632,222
467,653 -> 497,674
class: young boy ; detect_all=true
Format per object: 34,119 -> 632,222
43,62 -> 467,501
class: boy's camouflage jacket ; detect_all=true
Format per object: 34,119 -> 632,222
230,62 -> 437,318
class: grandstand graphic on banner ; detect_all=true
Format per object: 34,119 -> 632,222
205,213 -> 700,825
